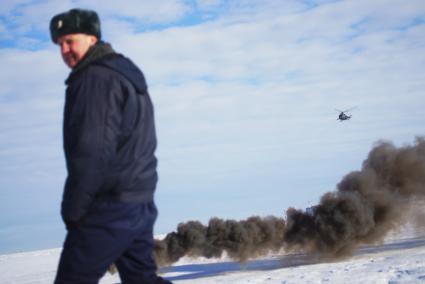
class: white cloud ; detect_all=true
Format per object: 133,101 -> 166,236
1,0 -> 73,37
102,18 -> 137,41
0,46 -> 67,194
0,0 -> 33,15
196,0 -> 222,10
0,47 -> 66,99
108,1 -> 424,98
0,0 -> 192,46
74,0 -> 192,25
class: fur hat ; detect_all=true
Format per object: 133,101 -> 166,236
50,8 -> 101,43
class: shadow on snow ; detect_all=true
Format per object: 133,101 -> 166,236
159,237 -> 425,281
112,237 -> 425,282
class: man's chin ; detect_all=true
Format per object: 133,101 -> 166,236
68,62 -> 77,68
63,58 -> 77,68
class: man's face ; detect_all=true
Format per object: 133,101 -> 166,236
57,33 -> 97,68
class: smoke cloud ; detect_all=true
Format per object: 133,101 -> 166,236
154,137 -> 425,266
154,216 -> 286,266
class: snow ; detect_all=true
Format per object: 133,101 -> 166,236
1,237 -> 425,284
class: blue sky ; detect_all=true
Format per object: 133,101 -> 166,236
0,0 -> 424,254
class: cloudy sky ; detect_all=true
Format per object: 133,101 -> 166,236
0,0 -> 424,254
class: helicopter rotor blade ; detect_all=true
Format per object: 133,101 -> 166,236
342,106 -> 357,112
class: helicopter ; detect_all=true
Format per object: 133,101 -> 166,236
336,107 -> 356,121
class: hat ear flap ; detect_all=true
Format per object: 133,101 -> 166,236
84,11 -> 101,40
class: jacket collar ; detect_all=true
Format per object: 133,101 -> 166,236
65,41 -> 115,85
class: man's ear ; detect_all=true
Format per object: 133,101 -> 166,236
89,35 -> 98,46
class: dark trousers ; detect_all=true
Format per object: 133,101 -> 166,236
54,200 -> 171,284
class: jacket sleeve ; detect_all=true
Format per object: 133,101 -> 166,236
62,68 -> 123,223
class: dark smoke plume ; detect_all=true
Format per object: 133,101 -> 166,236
154,137 -> 425,266
154,216 -> 286,266
284,137 -> 425,257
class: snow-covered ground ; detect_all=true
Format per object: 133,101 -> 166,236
1,235 -> 425,284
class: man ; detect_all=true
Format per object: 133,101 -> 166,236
50,8 -> 171,284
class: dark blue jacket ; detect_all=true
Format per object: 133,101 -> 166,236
62,47 -> 157,223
